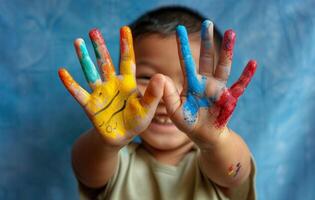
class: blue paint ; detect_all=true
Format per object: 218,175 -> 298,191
177,25 -> 212,125
2,1 -> 315,199
201,20 -> 212,39
201,20 -> 212,49
79,41 -> 101,84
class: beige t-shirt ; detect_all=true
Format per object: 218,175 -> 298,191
79,143 -> 256,200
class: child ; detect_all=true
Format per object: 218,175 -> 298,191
59,6 -> 257,200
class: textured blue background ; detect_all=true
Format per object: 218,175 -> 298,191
1,0 -> 315,199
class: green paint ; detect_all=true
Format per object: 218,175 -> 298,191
79,41 -> 101,84
91,41 -> 101,60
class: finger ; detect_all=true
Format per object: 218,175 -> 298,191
74,38 -> 101,90
176,25 -> 204,95
140,74 -> 166,113
230,60 -> 257,98
164,76 -> 197,130
214,29 -> 236,82
119,26 -> 136,76
162,76 -> 181,117
58,68 -> 90,106
89,28 -> 116,80
199,20 -> 215,76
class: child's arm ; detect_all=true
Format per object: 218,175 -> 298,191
197,128 -> 252,188
59,27 -> 165,188
72,128 -> 120,188
163,20 -> 257,188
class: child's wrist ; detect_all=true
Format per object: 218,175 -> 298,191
91,127 -> 129,151
192,126 -> 230,150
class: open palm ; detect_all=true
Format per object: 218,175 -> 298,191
163,20 -> 257,137
59,27 -> 163,146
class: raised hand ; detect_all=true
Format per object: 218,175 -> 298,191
58,27 -> 164,147
163,20 -> 257,140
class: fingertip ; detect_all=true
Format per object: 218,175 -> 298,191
248,60 -> 257,67
58,68 -> 73,88
58,67 -> 69,78
201,20 -> 213,38
151,73 -> 166,85
74,38 -> 87,58
141,75 -> 165,108
149,74 -> 166,97
176,24 -> 186,31
120,26 -> 132,36
176,25 -> 188,38
120,26 -> 133,47
120,26 -> 135,72
89,28 -> 101,39
202,19 -> 213,28
224,29 -> 236,39
74,38 -> 84,47
246,60 -> 258,75
58,67 -> 65,76
58,67 -> 65,73
222,30 -> 236,51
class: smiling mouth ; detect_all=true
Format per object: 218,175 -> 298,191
152,114 -> 174,125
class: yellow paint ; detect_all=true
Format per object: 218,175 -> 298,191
59,26 -> 147,140
85,74 -> 147,139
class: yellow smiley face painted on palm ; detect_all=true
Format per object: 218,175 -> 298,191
59,27 -> 148,139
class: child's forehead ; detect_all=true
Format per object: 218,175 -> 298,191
134,32 -> 201,49
135,31 -> 200,41
134,33 -> 202,75
134,33 -> 201,59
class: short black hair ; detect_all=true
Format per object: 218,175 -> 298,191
129,5 -> 222,43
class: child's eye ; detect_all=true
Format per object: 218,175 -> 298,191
136,76 -> 151,80
136,76 -> 151,85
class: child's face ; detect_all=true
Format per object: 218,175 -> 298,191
135,33 -> 201,150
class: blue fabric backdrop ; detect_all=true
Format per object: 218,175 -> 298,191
1,0 -> 314,199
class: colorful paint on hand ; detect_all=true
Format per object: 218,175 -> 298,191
222,30 -> 235,61
74,38 -> 102,89
214,60 -> 257,127
176,21 -> 257,128
177,25 -> 210,125
228,162 -> 241,177
89,29 -> 115,80
59,26 -> 149,139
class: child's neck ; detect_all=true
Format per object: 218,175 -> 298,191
142,141 -> 194,166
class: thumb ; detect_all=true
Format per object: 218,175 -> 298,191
140,73 -> 166,115
162,76 -> 181,117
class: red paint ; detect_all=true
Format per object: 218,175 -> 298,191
222,29 -> 236,60
214,60 -> 257,128
214,89 -> 237,128
228,165 -> 233,172
230,60 -> 257,98
89,28 -> 115,79
89,28 -> 103,43
89,28 -> 110,59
